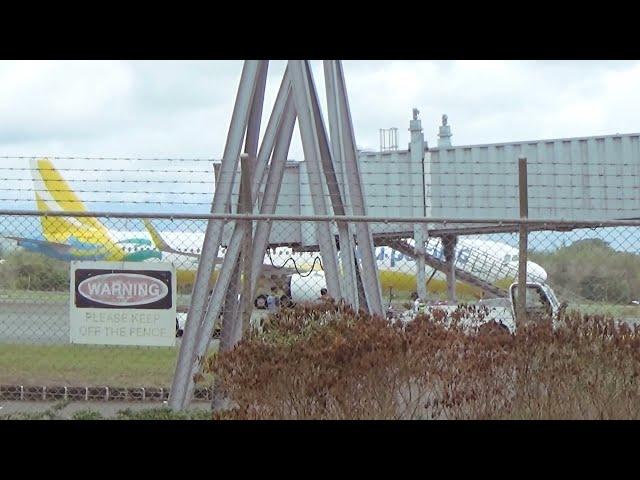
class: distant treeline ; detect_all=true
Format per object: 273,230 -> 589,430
0,250 -> 69,291
531,239 -> 640,305
0,250 -> 196,294
1,239 -> 638,304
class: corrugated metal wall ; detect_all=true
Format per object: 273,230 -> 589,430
429,133 -> 640,220
214,131 -> 640,247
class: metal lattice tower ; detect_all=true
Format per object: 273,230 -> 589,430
169,60 -> 384,410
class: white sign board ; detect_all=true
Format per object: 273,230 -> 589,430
70,261 -> 177,347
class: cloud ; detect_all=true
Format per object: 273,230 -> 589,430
1,60 -> 640,213
2,60 -> 638,157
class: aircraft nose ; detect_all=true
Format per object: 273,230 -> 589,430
527,262 -> 547,283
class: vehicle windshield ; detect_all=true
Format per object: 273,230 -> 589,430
541,283 -> 560,309
511,284 -> 554,320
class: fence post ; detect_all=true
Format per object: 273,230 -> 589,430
516,156 -> 528,329
443,234 -> 457,303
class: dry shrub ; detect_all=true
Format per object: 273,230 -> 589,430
205,302 -> 640,419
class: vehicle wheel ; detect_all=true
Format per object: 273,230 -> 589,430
478,321 -> 510,336
254,294 -> 267,309
280,294 -> 293,308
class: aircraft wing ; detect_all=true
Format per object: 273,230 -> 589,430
142,220 -> 299,276
1,235 -> 74,255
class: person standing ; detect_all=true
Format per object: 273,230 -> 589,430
413,295 -> 421,314
266,286 -> 280,314
319,288 -> 333,304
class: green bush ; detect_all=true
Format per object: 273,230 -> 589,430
579,274 -> 631,303
0,250 -> 69,291
531,238 -> 640,304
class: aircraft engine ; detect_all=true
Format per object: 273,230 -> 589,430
290,271 -> 327,303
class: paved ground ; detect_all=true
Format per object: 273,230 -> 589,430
0,297 -> 268,345
0,300 -> 69,344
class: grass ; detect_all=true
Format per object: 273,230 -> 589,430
0,289 -> 68,302
0,401 -> 213,420
569,303 -> 640,319
0,343 -> 217,387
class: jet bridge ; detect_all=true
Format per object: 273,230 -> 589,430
217,116 -> 640,248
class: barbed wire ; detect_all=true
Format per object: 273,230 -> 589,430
0,156 -> 218,162
3,158 -> 640,167
2,198 -> 639,212
8,185 -> 640,194
2,177 -> 639,189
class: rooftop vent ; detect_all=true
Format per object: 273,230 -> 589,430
379,128 -> 399,152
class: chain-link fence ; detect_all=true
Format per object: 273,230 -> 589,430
1,155 -> 640,401
2,209 -> 640,400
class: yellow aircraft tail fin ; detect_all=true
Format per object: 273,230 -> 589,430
31,158 -> 117,251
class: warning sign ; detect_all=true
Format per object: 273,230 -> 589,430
70,261 -> 177,347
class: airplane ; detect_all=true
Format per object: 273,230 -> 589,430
1,158 -> 548,308
289,237 -> 548,303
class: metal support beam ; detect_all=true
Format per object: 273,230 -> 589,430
169,60 -> 263,411
186,220 -> 248,405
172,60 -> 387,410
182,65 -> 269,409
324,60 -> 384,316
193,85 -> 295,404
240,154 -> 255,336
289,60 -> 342,299
219,259 -> 241,354
251,67 -> 291,202
244,62 -> 269,163
250,94 -> 297,296
214,178 -> 248,411
303,61 -> 355,304
191,80 -> 291,407
323,61 -> 358,308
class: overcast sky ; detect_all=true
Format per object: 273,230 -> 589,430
1,60 -> 639,159
1,60 -> 639,214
